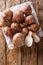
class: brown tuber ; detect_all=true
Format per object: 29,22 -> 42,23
22,21 -> 28,27
21,4 -> 32,16
3,9 -> 13,22
25,15 -> 34,25
12,33 -> 24,48
0,11 -> 12,27
22,27 -> 28,36
12,10 -> 24,23
28,24 -> 40,32
4,26 -> 12,36
11,22 -> 21,32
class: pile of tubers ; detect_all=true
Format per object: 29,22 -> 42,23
0,4 -> 40,48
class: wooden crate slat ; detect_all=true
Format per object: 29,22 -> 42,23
38,1 -> 43,64
0,0 -> 6,65
38,38 -> 43,65
0,29 -> 6,65
6,0 -> 20,8
7,48 -> 21,65
37,0 -> 43,65
21,44 -> 37,65
39,0 -> 43,10
0,0 -> 5,11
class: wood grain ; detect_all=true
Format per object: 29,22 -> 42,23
6,0 -> 20,8
39,0 -> 43,10
0,0 -> 5,11
7,48 -> 21,65
21,44 -> 37,65
36,0 -> 43,65
0,0 -> 6,65
38,38 -> 43,65
0,29 -> 6,65
38,1 -> 43,64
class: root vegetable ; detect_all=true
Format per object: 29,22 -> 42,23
25,15 -> 34,25
32,33 -> 40,43
25,31 -> 33,47
12,33 -> 24,48
28,24 -> 39,32
4,26 -> 12,36
21,4 -> 32,15
12,10 -> 24,23
3,9 -> 13,21
22,27 -> 28,36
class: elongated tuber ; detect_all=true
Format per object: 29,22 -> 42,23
25,31 -> 33,47
32,33 -> 40,43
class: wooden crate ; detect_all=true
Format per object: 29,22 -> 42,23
0,0 -> 43,65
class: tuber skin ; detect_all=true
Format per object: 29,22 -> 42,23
22,27 -> 28,36
0,11 -> 12,27
3,9 -> 13,22
11,23 -> 19,30
12,33 -> 24,48
20,15 -> 34,27
25,15 -> 34,25
12,10 -> 24,23
22,21 -> 28,27
4,26 -> 13,36
28,24 -> 40,32
21,4 -> 32,16
11,22 -> 21,32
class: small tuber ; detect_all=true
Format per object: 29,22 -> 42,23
21,4 -> 32,16
22,27 -> 28,36
28,24 -> 40,32
4,26 -> 12,36
25,15 -> 34,25
11,22 -> 21,32
3,9 -> 13,22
